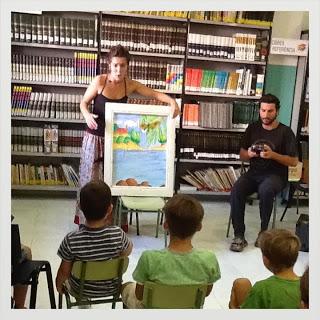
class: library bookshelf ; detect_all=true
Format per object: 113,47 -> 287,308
11,10 -> 272,196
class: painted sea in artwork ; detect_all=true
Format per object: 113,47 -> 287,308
112,113 -> 167,187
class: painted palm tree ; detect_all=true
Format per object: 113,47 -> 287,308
139,115 -> 166,146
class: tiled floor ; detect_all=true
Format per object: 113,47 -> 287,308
11,196 -> 309,309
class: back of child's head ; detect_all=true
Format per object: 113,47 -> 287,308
259,229 -> 301,272
80,180 -> 111,222
163,194 -> 204,239
300,266 -> 309,308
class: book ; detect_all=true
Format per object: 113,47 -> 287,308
255,74 -> 264,97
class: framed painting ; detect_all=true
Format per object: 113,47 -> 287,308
104,103 -> 176,197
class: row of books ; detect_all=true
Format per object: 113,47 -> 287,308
11,13 -> 98,47
188,33 -> 266,62
131,60 -> 183,92
185,67 -> 264,96
101,19 -> 186,54
189,11 -> 273,26
232,101 -> 260,128
127,11 -> 274,26
180,148 -> 240,161
183,103 -> 231,129
127,97 -> 167,106
12,52 -> 98,84
11,163 -> 79,187
179,131 -> 243,156
124,11 -> 189,18
182,101 -> 259,129
11,87 -> 86,120
181,166 -> 242,192
12,125 -> 83,154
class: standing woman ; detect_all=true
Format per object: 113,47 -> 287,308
74,45 -> 180,225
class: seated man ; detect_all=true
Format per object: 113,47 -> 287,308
229,93 -> 298,252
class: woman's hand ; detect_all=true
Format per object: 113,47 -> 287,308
84,113 -> 98,130
171,100 -> 180,118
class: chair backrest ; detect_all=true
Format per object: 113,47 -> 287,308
11,224 -> 22,272
288,161 -> 303,182
142,281 -> 207,309
120,196 -> 165,211
71,256 -> 129,282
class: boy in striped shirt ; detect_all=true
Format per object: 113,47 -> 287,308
56,180 -> 132,297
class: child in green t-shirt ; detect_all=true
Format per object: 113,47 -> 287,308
121,194 -> 221,308
229,228 -> 302,309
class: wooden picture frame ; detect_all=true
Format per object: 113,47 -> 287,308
104,103 -> 175,197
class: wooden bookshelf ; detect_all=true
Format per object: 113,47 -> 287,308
185,91 -> 261,99
182,126 -> 245,132
12,116 -> 85,124
189,18 -> 271,30
12,41 -> 98,51
12,151 -> 81,158
12,185 -> 79,192
187,56 -> 267,65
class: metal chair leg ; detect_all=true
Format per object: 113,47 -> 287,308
156,210 -> 161,238
160,211 -> 164,225
164,230 -> 168,248
29,272 -> 39,309
272,196 -> 277,229
226,213 -> 232,238
136,211 -> 140,236
116,198 -> 122,227
44,263 -> 56,308
58,293 -> 63,309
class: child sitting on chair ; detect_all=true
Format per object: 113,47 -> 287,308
121,194 -> 221,308
229,228 -> 301,309
56,180 -> 132,297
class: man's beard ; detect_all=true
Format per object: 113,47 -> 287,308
261,116 -> 276,125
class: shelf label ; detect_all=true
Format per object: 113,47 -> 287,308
270,38 -> 308,56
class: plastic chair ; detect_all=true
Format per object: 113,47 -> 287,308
226,192 -> 280,237
280,162 -> 307,220
11,224 -> 56,309
142,281 -> 207,308
58,256 -> 129,309
116,196 -> 165,237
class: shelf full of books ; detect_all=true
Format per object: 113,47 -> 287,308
101,12 -> 187,55
182,100 -> 259,130
175,14 -> 271,195
11,163 -> 80,190
11,12 -> 98,48
178,165 -> 242,195
11,124 -> 84,155
11,10 -> 273,196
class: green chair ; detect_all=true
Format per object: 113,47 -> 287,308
58,256 -> 129,309
142,281 -> 208,309
116,196 -> 165,237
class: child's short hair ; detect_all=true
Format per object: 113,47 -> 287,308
163,194 -> 204,239
300,266 -> 309,307
259,229 -> 301,272
80,180 -> 112,222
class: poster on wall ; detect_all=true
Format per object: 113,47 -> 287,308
270,37 -> 309,56
104,103 -> 175,197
